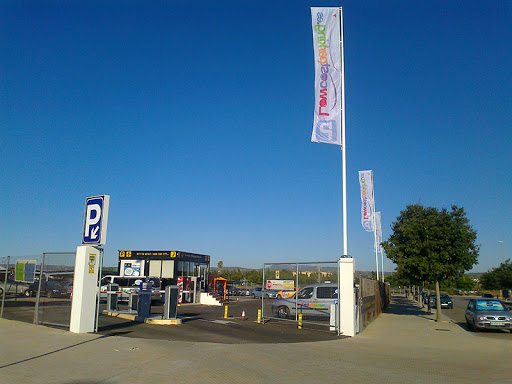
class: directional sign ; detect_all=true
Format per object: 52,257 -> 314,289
82,195 -> 110,245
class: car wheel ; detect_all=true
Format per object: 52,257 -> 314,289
265,294 -> 269,299
277,294 -> 282,299
471,320 -> 479,332
276,306 -> 290,319
46,291 -> 53,298
252,294 -> 256,299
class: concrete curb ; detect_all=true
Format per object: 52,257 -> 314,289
102,310 -> 182,325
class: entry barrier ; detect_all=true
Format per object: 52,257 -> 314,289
298,313 -> 303,330
107,284 -> 119,311
129,292 -> 138,312
163,285 -> 179,320
257,309 -> 262,324
224,305 -> 228,319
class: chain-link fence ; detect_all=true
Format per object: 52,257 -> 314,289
35,252 -> 75,328
1,255 -> 42,323
1,253 -> 76,328
262,262 -> 339,331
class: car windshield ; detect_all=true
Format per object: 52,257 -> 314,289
475,300 -> 506,311
440,294 -> 450,299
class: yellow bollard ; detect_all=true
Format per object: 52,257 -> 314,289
224,305 -> 228,319
257,309 -> 262,324
298,313 -> 303,330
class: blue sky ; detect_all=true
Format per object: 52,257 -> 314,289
1,0 -> 511,272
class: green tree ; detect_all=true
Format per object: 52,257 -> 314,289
480,260 -> 512,290
382,204 -> 479,321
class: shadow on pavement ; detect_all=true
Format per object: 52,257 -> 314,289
385,296 -> 433,319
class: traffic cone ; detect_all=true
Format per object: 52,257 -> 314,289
241,309 -> 246,320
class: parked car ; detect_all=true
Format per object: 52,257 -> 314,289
227,286 -> 240,296
465,298 -> 512,332
27,280 -> 72,298
0,279 -> 30,297
251,287 -> 278,299
251,287 -> 263,298
481,293 -> 494,298
428,293 -> 453,309
272,283 -> 338,319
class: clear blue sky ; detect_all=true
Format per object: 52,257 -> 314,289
1,1 -> 511,273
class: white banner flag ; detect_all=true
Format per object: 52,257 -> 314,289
359,170 -> 374,232
311,7 -> 342,145
375,211 -> 382,252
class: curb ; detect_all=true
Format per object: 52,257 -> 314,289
102,310 -> 182,325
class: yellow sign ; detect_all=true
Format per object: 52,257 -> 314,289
126,251 -> 132,257
171,251 -> 176,258
276,270 -> 280,279
119,251 -> 125,257
89,266 -> 95,274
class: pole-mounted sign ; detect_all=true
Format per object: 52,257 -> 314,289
82,195 -> 110,246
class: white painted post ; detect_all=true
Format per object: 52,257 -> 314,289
338,257 -> 355,337
70,246 -> 100,333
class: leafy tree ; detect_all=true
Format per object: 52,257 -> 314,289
217,261 -> 223,271
480,260 -> 512,290
382,204 -> 479,321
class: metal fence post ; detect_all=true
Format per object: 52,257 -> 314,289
1,256 -> 10,318
33,253 -> 46,325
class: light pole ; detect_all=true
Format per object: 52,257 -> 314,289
498,241 -> 504,264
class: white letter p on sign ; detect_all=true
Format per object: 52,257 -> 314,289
84,204 -> 101,237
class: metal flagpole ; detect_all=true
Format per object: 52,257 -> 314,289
381,249 -> 385,282
340,7 -> 347,257
372,171 -> 379,281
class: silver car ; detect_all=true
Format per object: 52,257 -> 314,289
465,298 -> 512,332
271,282 -> 338,319
0,279 -> 30,297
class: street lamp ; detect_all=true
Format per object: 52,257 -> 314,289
498,241 -> 504,264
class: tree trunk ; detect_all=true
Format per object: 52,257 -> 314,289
435,281 -> 442,322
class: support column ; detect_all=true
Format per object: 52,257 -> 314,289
338,257 -> 355,337
70,246 -> 100,333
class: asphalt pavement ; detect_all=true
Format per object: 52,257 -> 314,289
1,295 -> 511,384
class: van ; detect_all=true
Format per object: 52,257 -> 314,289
100,276 -> 161,302
271,282 -> 338,319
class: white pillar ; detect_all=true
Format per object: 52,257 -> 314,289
338,257 -> 355,337
70,246 -> 100,333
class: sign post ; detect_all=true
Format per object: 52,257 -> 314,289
71,195 -> 110,334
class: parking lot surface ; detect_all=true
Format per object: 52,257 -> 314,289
98,297 -> 342,343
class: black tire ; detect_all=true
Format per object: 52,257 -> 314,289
252,294 -> 256,299
46,291 -> 53,298
277,294 -> 282,299
276,306 -> 290,319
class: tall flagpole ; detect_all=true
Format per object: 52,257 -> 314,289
340,7 -> 347,257
372,171 -> 379,281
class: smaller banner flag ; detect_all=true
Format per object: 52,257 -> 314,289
359,170 -> 375,232
375,212 -> 383,252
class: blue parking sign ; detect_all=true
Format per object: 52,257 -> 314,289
82,195 -> 110,245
